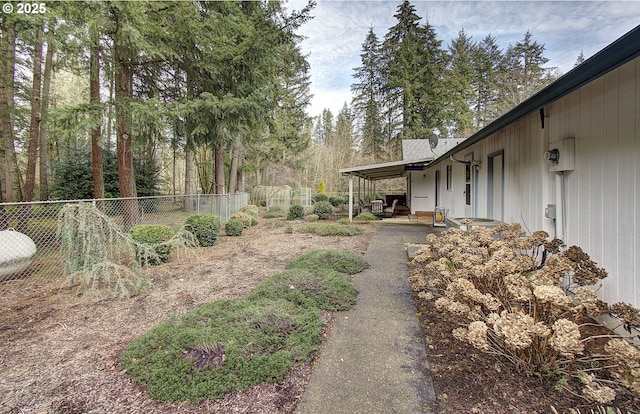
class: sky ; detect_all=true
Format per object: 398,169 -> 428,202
285,0 -> 640,118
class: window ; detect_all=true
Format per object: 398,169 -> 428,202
446,165 -> 452,190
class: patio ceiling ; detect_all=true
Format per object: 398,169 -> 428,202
339,158 -> 431,181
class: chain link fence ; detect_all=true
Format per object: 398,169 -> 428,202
0,193 -> 249,294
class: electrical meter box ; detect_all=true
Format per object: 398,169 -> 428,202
548,138 -> 575,172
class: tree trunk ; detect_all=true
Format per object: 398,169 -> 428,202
113,13 -> 139,230
90,24 -> 104,211
184,144 -> 194,212
1,20 -> 17,202
39,20 -> 55,201
0,179 -> 7,230
23,22 -> 44,202
214,143 -> 225,194
228,134 -> 241,193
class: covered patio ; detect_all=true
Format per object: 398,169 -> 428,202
339,158 -> 430,221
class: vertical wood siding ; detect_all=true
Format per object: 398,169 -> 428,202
437,57 -> 639,307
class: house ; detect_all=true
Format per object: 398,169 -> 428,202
341,25 -> 640,308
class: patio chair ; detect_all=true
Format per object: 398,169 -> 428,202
383,198 -> 398,218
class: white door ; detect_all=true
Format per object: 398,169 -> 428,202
464,153 -> 475,217
488,151 -> 504,220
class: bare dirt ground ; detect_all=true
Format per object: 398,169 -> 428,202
2,218 -> 638,413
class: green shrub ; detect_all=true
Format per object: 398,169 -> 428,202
354,212 -> 377,222
299,222 -> 365,237
314,193 -> 328,203
250,217 -> 258,226
313,200 -> 333,220
225,219 -> 244,236
182,214 -> 221,247
306,214 -> 319,222
120,298 -> 322,403
337,217 -> 350,225
287,204 -> 305,221
229,212 -> 252,228
264,211 -> 285,219
239,204 -> 259,219
286,249 -> 369,275
129,224 -> 175,265
249,268 -> 357,311
328,196 -> 345,207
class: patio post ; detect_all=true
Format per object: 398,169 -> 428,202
348,174 -> 353,222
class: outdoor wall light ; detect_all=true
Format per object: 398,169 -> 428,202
544,148 -> 560,163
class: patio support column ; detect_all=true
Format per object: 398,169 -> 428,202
348,174 -> 354,222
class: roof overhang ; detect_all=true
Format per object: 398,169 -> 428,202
339,158 -> 431,181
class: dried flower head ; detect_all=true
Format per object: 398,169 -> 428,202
543,238 -> 565,255
505,273 -> 534,302
533,285 -> 572,308
609,302 -> 640,331
605,338 -> 640,395
493,310 -> 550,350
573,287 -> 600,316
549,319 -> 583,358
467,321 -> 490,350
580,373 -> 616,404
528,231 -> 549,246
563,245 -> 608,286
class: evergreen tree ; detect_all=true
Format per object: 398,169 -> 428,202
382,1 -> 447,154
472,34 -> 503,129
574,50 -> 586,68
351,27 -> 384,159
444,29 -> 475,137
498,31 -> 551,112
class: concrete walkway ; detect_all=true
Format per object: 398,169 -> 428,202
296,223 -> 436,414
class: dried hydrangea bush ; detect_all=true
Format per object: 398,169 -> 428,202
409,222 -> 640,404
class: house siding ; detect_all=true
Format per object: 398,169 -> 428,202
433,56 -> 640,307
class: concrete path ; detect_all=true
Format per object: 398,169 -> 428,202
296,223 -> 436,414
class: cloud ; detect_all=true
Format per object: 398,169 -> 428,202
290,0 -> 640,117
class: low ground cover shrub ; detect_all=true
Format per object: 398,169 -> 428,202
248,268 -> 357,311
298,222 -> 364,237
306,214 -> 319,222
313,201 -> 333,219
287,204 -> 305,221
224,219 -> 244,237
182,214 -> 221,247
120,298 -> 322,402
264,211 -> 285,219
409,223 -> 640,404
120,248 -> 366,403
286,249 -> 369,275
129,224 -> 175,265
354,212 -> 377,222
